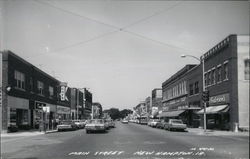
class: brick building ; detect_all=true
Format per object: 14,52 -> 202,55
161,65 -> 198,127
151,88 -> 162,115
1,50 -> 70,132
197,35 -> 249,131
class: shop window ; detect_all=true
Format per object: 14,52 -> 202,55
217,66 -> 222,82
189,84 -> 194,95
224,62 -> 229,80
37,81 -> 44,95
29,77 -> 33,92
204,73 -> 208,86
194,81 -> 199,94
207,71 -> 211,85
244,59 -> 250,80
10,108 -> 17,125
14,70 -> 25,90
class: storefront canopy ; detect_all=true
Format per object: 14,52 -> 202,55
196,105 -> 228,114
158,110 -> 186,118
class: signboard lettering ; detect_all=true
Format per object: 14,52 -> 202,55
60,86 -> 68,101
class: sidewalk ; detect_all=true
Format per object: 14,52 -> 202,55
1,129 -> 58,138
187,128 -> 249,136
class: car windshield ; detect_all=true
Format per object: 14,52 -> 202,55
88,120 -> 104,124
171,120 -> 183,124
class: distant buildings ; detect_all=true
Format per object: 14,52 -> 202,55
1,50 -> 93,133
92,102 -> 103,119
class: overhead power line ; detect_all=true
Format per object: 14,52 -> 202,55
121,1 -> 184,30
26,30 -> 119,59
30,0 -> 200,58
33,0 -> 119,30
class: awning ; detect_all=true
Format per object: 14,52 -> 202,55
196,105 -> 228,114
158,110 -> 186,118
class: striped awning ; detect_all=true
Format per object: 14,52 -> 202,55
196,105 -> 228,114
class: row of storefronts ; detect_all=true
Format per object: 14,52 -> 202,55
1,50 -> 92,133
133,34 -> 249,131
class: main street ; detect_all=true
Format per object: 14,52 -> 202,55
2,122 -> 249,159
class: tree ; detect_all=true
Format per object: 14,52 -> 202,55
120,109 -> 133,119
108,108 -> 120,120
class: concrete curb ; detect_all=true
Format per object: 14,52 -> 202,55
187,128 -> 249,136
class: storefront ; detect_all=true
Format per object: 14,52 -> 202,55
8,96 -> 30,129
57,105 -> 71,121
196,93 -> 230,130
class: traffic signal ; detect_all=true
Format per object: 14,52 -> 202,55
202,90 -> 209,102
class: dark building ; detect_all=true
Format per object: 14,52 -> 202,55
1,50 -> 69,132
151,88 -> 162,117
197,35 -> 249,131
161,65 -> 197,126
186,65 -> 202,127
83,88 -> 92,119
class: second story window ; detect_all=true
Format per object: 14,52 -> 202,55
14,70 -> 25,90
189,84 -> 194,95
224,62 -> 229,80
29,77 -> 33,92
217,66 -> 222,82
204,73 -> 208,86
49,86 -> 54,97
212,69 -> 216,84
194,81 -> 199,94
244,59 -> 250,80
37,81 -> 44,95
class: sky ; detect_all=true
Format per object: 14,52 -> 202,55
0,0 -> 249,110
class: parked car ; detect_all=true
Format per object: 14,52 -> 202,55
155,120 -> 166,129
85,119 -> 106,133
164,119 -> 187,131
73,120 -> 86,129
122,119 -> 129,124
150,119 -> 160,127
106,119 -> 115,128
57,121 -> 78,131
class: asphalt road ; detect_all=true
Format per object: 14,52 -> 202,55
1,122 -> 249,159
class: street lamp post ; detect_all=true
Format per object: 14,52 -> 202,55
181,54 -> 206,132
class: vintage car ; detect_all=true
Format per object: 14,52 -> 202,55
73,120 -> 86,129
121,119 -> 129,124
156,120 -> 166,129
85,119 -> 106,133
164,119 -> 187,131
149,119 -> 160,127
57,121 -> 78,131
106,119 -> 115,128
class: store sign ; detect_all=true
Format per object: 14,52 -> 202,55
42,106 -> 50,113
209,93 -> 229,105
177,105 -> 188,110
60,86 -> 69,101
57,106 -> 70,114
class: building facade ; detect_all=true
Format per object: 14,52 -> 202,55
1,51 -> 93,133
145,96 -> 151,114
92,102 -> 102,119
197,35 -> 249,131
83,88 -> 92,119
1,51 -> 62,132
151,88 -> 162,117
161,65 -> 198,126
